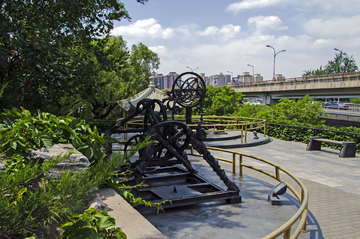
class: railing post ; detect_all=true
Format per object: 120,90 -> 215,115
276,167 -> 280,180
264,121 -> 266,137
232,153 -> 236,176
283,228 -> 291,239
245,124 -> 248,143
302,208 -> 308,233
191,145 -> 194,155
241,124 -> 244,143
239,155 -> 243,178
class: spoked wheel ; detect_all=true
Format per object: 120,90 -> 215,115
149,121 -> 191,161
136,99 -> 168,130
123,134 -> 145,156
172,72 -> 206,108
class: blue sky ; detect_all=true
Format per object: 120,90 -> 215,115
111,0 -> 360,80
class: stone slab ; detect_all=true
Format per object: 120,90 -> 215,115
97,188 -> 167,239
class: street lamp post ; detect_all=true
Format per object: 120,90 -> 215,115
247,64 -> 254,82
334,48 -> 343,105
227,71 -> 233,83
186,66 -> 199,72
266,45 -> 286,80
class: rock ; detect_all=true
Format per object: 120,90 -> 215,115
30,144 -> 90,178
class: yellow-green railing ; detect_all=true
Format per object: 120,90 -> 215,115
121,115 -> 267,143
188,146 -> 309,239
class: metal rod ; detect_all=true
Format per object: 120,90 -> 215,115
239,155 -> 243,178
232,153 -> 236,176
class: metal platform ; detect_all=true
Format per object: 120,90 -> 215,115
118,165 -> 241,210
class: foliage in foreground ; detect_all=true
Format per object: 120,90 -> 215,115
0,108 -> 105,164
60,208 -> 126,239
0,150 -> 136,238
0,106 -> 152,238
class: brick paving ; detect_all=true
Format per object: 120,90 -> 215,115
222,135 -> 360,239
116,132 -> 360,238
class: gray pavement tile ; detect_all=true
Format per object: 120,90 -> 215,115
117,132 -> 359,238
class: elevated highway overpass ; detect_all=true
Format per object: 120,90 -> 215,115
229,72 -> 360,104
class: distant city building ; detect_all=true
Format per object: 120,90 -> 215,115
165,72 -> 178,89
240,72 -> 252,83
156,72 -> 179,89
207,73 -> 231,86
239,72 -> 264,83
155,71 -> 264,88
204,76 -> 211,86
156,74 -> 165,89
274,74 -> 285,81
254,74 -> 263,83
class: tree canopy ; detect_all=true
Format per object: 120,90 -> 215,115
62,36 -> 160,119
236,95 -> 325,125
303,50 -> 358,76
203,85 -> 243,116
0,0 -> 150,113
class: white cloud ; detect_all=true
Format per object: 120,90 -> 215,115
111,18 -> 175,39
248,16 -> 288,33
312,39 -> 337,48
198,26 -> 219,36
227,0 -> 286,13
149,46 -> 168,55
219,24 -> 241,38
303,15 -> 360,37
294,0 -> 360,15
197,24 -> 241,39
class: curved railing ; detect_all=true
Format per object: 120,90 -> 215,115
188,146 -> 309,239
122,115 -> 266,143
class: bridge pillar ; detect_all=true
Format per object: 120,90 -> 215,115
262,94 -> 278,105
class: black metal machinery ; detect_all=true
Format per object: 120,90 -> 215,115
106,72 -> 241,209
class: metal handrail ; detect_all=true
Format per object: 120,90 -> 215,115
122,115 -> 267,143
188,146 -> 309,239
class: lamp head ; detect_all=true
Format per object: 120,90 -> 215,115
272,181 -> 287,198
253,131 -> 259,139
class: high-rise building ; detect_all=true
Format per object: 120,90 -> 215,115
164,72 -> 178,89
156,74 -> 165,89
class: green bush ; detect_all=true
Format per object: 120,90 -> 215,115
235,95 -> 360,152
0,150 -> 134,238
0,107 -> 150,238
260,122 -> 360,152
0,108 -> 105,163
60,208 -> 126,239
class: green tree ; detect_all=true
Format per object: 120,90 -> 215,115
0,0 -> 149,112
303,50 -> 358,76
236,95 -> 325,125
203,85 -> 243,116
60,37 -> 160,119
350,98 -> 360,104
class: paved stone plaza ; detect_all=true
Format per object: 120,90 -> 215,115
137,133 -> 360,239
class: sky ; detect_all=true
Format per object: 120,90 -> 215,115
111,0 -> 360,81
